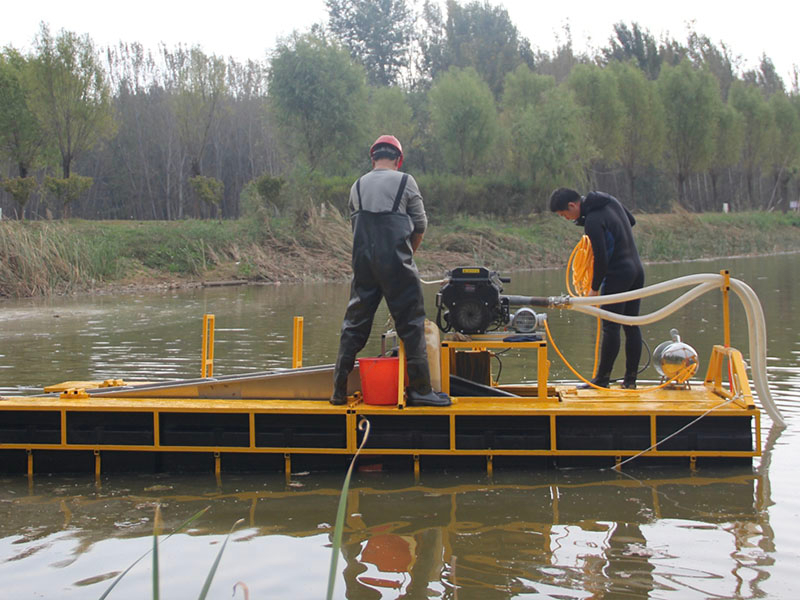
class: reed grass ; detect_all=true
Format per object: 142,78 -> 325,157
98,505 -> 210,600
2,212 -> 799,298
327,417 -> 371,600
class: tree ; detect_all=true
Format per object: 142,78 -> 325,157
437,0 -> 534,98
567,63 -> 624,184
326,0 -> 412,86
501,64 -> 555,114
608,60 -> 665,209
1,177 -> 38,219
766,92 -> 800,212
686,31 -> 738,101
162,46 -> 226,180
160,46 -> 227,217
602,22 -> 662,80
367,86 -> 415,156
428,66 -> 498,175
268,33 -> 368,173
44,175 -> 93,217
28,23 -> 115,178
657,60 -> 720,208
507,85 -> 592,196
743,54 -> 785,98
729,80 -> 775,207
0,50 -> 47,178
500,65 -> 556,176
708,102 -> 744,211
189,175 -> 224,219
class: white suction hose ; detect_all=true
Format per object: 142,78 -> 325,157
559,273 -> 785,427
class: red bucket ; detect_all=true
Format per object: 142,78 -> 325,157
358,357 -> 407,405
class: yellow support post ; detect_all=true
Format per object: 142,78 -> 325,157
27,449 -> 33,477
202,314 -> 215,378
292,316 -> 304,368
413,454 -> 420,481
397,340 -> 406,408
440,344 -> 451,396
721,270 -> 731,348
214,452 -> 221,477
538,343 -> 549,401
94,450 -> 101,478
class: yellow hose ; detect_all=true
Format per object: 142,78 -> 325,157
544,319 -> 692,393
566,235 -> 594,297
565,235 -> 601,378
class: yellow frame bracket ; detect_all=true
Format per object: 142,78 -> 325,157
703,345 -> 755,407
397,340 -> 407,409
202,314 -> 215,378
721,270 -> 731,348
292,316 -> 304,368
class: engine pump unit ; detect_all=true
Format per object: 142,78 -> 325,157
435,267 -> 511,334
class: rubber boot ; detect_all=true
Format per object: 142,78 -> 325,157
621,371 -> 637,389
580,374 -> 611,389
407,388 -> 451,407
406,359 -> 451,407
330,356 -> 353,405
329,373 -> 348,405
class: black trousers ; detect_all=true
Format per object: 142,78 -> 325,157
333,211 -> 431,395
596,269 -> 644,382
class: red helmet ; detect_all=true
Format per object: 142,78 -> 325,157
369,134 -> 403,168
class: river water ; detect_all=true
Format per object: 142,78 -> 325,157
0,254 -> 798,599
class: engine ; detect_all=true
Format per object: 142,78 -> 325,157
435,267 -> 511,334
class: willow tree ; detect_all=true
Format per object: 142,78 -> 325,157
567,63 -> 624,187
729,81 -> 775,208
268,33 -> 368,173
509,85 -> 592,199
500,64 -> 556,178
428,66 -> 498,176
29,23 -> 114,178
0,49 -> 47,179
160,46 -> 227,218
767,92 -> 800,212
708,102 -> 744,211
609,60 -> 664,209
326,0 -> 413,86
657,60 -> 720,208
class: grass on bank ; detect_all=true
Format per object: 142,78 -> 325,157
1,210 -> 799,298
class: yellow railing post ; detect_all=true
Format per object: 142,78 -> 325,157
292,316 -> 304,368
398,340 -> 406,408
202,314 -> 215,378
721,270 -> 731,348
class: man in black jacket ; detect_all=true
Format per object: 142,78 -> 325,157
549,188 -> 644,389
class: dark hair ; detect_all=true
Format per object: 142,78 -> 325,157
371,144 -> 400,162
549,187 -> 581,212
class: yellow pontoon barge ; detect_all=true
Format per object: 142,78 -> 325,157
0,286 -> 767,476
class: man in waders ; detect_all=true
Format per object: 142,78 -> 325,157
549,188 -> 644,389
330,135 -> 451,406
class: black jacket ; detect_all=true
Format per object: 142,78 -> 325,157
577,192 -> 643,292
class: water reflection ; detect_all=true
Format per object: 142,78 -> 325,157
0,462 -> 777,599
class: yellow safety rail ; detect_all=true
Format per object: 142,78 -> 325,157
704,345 -> 755,407
293,316 -> 304,368
201,314 -> 215,377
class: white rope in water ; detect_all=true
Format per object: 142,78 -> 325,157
608,396 -> 736,471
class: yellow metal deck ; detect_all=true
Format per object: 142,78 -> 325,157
0,380 -> 760,476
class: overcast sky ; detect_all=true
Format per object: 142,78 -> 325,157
3,0 -> 797,84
